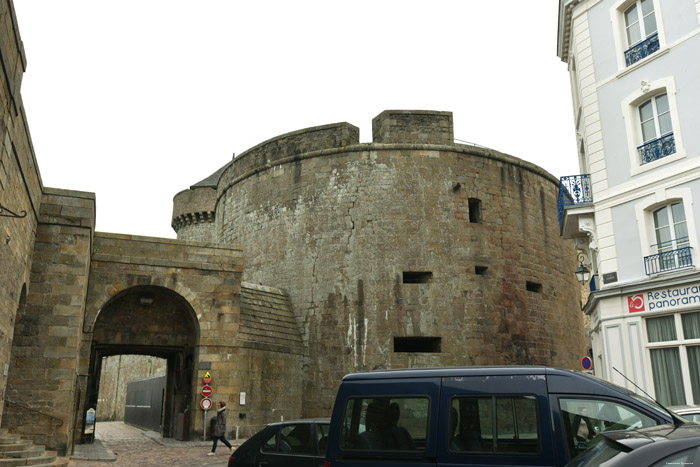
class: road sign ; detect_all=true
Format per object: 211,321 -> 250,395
200,397 -> 212,411
201,385 -> 213,397
203,371 -> 212,384
582,356 -> 592,370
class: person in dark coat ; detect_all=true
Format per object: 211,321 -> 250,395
208,401 -> 233,456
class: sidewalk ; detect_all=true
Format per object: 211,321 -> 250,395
71,421 -> 245,465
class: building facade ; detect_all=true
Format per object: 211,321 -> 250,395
558,0 -> 700,406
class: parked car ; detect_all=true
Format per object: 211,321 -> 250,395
670,405 -> 700,423
324,366 -> 685,466
565,423 -> 700,466
228,418 -> 329,467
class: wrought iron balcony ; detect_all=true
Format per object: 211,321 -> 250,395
558,174 -> 593,226
644,239 -> 693,275
639,132 -> 675,165
625,32 -> 660,66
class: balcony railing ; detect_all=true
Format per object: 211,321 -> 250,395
644,238 -> 693,275
625,32 -> 660,66
639,132 -> 676,165
558,174 -> 593,226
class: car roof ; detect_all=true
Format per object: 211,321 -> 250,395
342,365 -> 551,380
341,366 -> 634,395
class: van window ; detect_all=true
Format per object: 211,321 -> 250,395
559,398 -> 656,459
449,396 -> 540,455
339,397 -> 429,452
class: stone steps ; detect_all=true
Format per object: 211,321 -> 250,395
0,430 -> 70,467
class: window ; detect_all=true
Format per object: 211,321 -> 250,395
449,396 -> 540,455
646,312 -> 700,406
559,398 -> 656,460
623,0 -> 659,66
468,198 -> 482,223
339,397 -> 429,452
394,337 -> 441,353
622,78 -> 684,174
638,93 -> 675,164
402,271 -> 432,284
261,423 -> 315,455
646,202 -> 690,274
526,282 -> 543,293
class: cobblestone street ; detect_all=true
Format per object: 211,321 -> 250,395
71,421 -> 243,467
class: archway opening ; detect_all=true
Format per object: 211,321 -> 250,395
83,286 -> 199,442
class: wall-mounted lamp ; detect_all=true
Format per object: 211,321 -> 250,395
575,252 -> 591,285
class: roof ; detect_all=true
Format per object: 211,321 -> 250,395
190,162 -> 231,189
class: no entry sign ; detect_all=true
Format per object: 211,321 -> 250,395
200,397 -> 212,411
201,385 -> 213,397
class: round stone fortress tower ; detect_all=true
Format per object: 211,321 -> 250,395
172,110 -> 586,417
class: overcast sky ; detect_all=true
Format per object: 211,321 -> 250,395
13,1 -> 576,239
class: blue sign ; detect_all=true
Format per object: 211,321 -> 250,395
582,357 -> 592,370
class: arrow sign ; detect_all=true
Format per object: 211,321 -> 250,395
201,385 -> 213,397
201,397 -> 212,411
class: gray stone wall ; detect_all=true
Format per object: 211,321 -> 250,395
0,0 -> 41,426
5,188 -> 96,452
214,111 -> 587,417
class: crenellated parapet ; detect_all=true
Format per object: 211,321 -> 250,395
372,109 -> 454,144
171,183 -> 218,242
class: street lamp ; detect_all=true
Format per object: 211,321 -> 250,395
575,252 -> 591,285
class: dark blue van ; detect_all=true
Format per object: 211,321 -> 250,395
324,367 -> 678,466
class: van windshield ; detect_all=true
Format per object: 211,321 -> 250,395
339,397 -> 428,452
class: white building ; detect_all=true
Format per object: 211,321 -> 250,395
557,0 -> 700,407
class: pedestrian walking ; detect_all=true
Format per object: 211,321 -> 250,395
208,401 -> 233,456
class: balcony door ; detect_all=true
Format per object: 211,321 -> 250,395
653,202 -> 689,271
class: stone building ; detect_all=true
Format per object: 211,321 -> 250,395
173,109 -> 589,418
0,0 -> 586,455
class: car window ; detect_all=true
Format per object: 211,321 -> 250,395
280,424 -> 314,454
260,424 -> 314,455
339,397 -> 429,452
448,396 -> 540,455
560,398 -> 656,460
650,447 -> 698,467
317,423 -> 330,453
261,429 -> 281,453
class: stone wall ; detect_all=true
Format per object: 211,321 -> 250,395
214,110 -> 587,418
5,188 -> 95,452
0,0 -> 41,425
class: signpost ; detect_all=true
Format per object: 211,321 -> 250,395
201,371 -> 214,440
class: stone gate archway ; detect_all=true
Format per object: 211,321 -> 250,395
82,285 -> 199,442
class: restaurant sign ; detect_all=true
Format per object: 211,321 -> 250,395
629,284 -> 700,313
